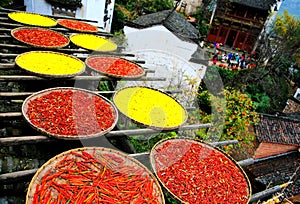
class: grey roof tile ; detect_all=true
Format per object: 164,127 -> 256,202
233,0 -> 278,10
132,10 -> 199,42
255,114 -> 300,145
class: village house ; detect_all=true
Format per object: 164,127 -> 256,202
245,90 -> 300,202
7,0 -> 115,32
206,0 -> 283,53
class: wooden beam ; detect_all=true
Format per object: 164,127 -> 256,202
0,124 -> 211,146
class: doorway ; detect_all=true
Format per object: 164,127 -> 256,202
226,29 -> 237,48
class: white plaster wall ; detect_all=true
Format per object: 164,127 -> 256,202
80,0 -> 106,28
120,25 -> 207,106
24,0 -> 108,29
24,0 -> 52,15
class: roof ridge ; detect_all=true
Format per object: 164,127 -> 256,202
260,113 -> 300,123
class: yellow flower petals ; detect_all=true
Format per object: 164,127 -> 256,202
113,87 -> 187,129
70,34 -> 117,51
15,51 -> 85,76
8,12 -> 57,27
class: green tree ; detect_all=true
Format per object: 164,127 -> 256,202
115,0 -> 174,20
0,0 -> 13,7
238,10 -> 300,112
111,5 -> 125,33
197,88 -> 259,145
206,10 -> 300,114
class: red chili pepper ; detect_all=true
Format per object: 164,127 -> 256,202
31,150 -> 163,203
152,139 -> 249,203
13,28 -> 68,47
26,89 -> 116,136
58,19 -> 98,32
86,56 -> 144,77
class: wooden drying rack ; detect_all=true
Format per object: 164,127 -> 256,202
0,7 -> 279,203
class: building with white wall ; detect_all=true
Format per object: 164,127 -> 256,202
23,0 -> 114,32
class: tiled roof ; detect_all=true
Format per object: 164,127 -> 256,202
132,10 -> 170,27
233,0 -> 278,10
246,152 -> 300,198
283,98 -> 300,114
255,114 -> 300,145
131,10 -> 200,42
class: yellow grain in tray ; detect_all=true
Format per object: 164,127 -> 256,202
113,87 -> 187,129
70,34 -> 117,51
8,12 -> 57,27
15,51 -> 85,76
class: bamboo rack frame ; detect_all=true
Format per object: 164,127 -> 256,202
0,139 -> 240,185
0,124 -> 212,146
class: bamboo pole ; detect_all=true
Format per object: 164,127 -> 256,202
1,107 -> 196,119
0,89 -> 182,99
0,124 -> 211,146
0,63 -> 15,69
0,75 -> 166,81
0,43 -> 136,57
0,139 -> 241,184
0,169 -> 38,184
249,182 -> 292,202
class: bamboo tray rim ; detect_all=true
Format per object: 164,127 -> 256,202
70,33 -> 118,52
85,55 -> 146,79
57,18 -> 98,33
8,11 -> 57,27
149,137 -> 252,204
22,87 -> 118,140
112,86 -> 188,131
15,50 -> 85,78
26,147 -> 165,204
11,26 -> 70,49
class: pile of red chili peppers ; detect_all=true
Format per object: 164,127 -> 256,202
13,28 -> 69,47
152,139 -> 249,203
86,56 -> 144,77
31,149 -> 162,204
58,19 -> 98,32
26,89 -> 116,136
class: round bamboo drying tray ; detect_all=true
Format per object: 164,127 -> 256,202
11,27 -> 69,49
150,137 -> 252,204
57,19 -> 98,33
85,55 -> 145,79
15,51 -> 85,78
8,11 -> 57,27
70,33 -> 117,52
113,86 -> 188,130
26,147 -> 165,204
22,87 -> 118,140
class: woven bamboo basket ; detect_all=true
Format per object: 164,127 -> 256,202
113,86 -> 188,131
26,147 -> 165,204
57,19 -> 98,33
70,33 -> 117,52
15,51 -> 85,78
8,11 -> 57,27
11,27 -> 69,49
150,137 -> 252,204
22,87 -> 118,140
85,55 -> 145,79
